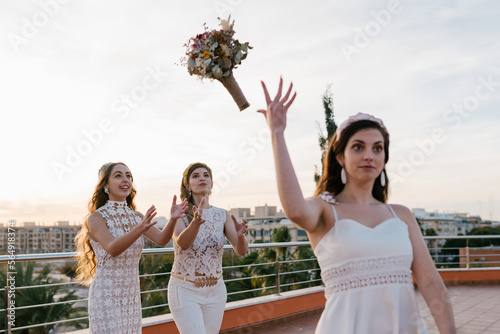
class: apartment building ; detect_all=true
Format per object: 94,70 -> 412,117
0,221 -> 80,254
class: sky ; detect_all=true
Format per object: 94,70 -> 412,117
1,0 -> 499,225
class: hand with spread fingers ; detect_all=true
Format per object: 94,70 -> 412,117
257,77 -> 297,134
170,195 -> 188,221
137,205 -> 158,233
191,197 -> 206,226
231,214 -> 248,241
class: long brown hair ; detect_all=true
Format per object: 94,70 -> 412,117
314,120 -> 390,202
74,162 -> 137,285
180,162 -> 213,222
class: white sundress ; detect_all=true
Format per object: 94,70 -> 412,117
314,194 -> 428,334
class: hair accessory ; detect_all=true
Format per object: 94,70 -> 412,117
98,162 -> 113,176
380,170 -> 386,187
341,168 -> 347,184
336,113 -> 389,140
319,191 -> 339,204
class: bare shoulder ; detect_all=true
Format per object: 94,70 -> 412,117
305,195 -> 329,209
390,204 -> 417,225
87,212 -> 107,232
305,195 -> 334,231
133,210 -> 144,219
306,196 -> 331,216
87,211 -> 106,224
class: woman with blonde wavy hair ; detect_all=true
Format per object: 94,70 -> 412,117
75,162 -> 187,334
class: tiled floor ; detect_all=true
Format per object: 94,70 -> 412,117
248,285 -> 500,333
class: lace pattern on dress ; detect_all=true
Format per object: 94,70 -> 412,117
322,254 -> 413,296
88,201 -> 143,334
172,207 -> 226,277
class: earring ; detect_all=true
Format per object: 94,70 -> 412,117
380,170 -> 386,187
104,188 -> 109,194
341,168 -> 347,184
189,190 -> 192,198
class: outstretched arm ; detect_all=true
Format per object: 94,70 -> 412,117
87,205 -> 157,257
144,195 -> 188,246
258,78 -> 322,232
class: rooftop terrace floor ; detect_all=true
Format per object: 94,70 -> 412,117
247,285 -> 500,334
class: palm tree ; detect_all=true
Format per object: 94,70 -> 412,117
0,262 -> 86,334
248,226 -> 321,295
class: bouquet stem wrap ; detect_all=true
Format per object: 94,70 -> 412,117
220,73 -> 250,111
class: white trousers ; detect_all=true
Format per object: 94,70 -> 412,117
168,276 -> 227,334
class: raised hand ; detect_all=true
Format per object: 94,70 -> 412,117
170,195 -> 188,221
231,214 -> 248,240
191,197 -> 206,226
257,77 -> 297,134
138,205 -> 157,233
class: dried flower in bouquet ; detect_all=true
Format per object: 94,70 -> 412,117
181,16 -> 252,111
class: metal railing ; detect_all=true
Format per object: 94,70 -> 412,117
0,241 -> 319,333
422,235 -> 500,269
1,236 -> 499,333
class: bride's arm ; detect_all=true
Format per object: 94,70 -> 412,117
394,204 -> 456,333
258,78 -> 323,232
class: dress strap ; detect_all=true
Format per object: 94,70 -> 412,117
331,205 -> 339,222
387,204 -> 399,219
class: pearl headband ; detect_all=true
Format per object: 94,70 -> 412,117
336,112 -> 389,140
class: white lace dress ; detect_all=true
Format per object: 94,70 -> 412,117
171,206 -> 226,277
314,193 -> 428,334
88,200 -> 143,334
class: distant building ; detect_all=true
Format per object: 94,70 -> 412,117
255,204 -> 277,218
0,221 -> 80,254
246,218 -> 308,244
230,208 -> 251,219
412,208 -> 483,249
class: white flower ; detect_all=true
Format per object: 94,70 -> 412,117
220,15 -> 233,31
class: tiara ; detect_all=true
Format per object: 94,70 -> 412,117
98,162 -> 113,176
336,112 -> 389,139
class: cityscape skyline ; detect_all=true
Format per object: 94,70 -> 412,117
1,1 -> 499,224
2,203 -> 493,226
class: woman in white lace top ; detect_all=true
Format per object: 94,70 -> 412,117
168,162 -> 249,334
75,162 -> 188,334
256,78 -> 456,334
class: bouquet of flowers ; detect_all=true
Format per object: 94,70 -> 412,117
182,16 -> 252,111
